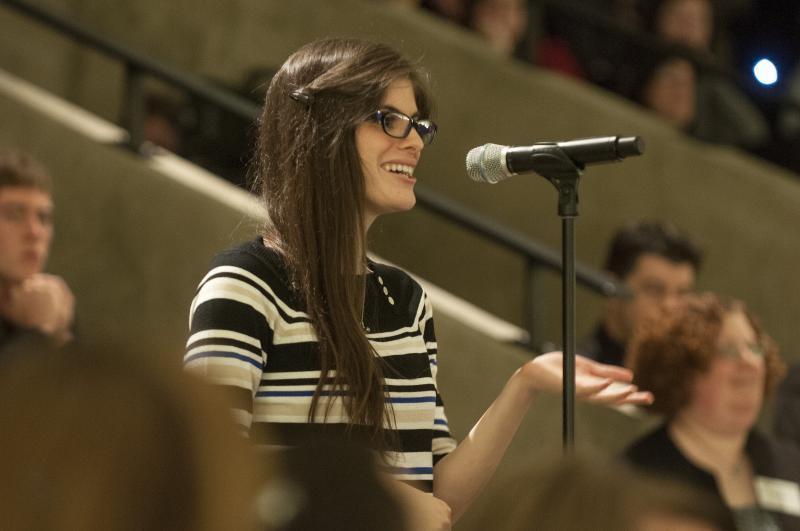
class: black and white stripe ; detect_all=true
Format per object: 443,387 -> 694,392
185,239 -> 456,489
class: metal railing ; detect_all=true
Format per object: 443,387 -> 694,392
1,0 -> 629,350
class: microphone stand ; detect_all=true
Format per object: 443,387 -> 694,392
529,145 -> 583,451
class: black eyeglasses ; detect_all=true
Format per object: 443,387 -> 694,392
372,110 -> 437,145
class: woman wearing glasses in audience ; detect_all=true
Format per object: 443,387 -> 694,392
625,293 -> 800,531
185,38 -> 652,530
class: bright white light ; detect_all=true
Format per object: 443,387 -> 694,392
753,59 -> 778,85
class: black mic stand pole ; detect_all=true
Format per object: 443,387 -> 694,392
530,145 -> 584,451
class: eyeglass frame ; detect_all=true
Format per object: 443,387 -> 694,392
718,341 -> 766,361
370,109 -> 437,145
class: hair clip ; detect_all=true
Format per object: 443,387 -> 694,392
289,88 -> 313,106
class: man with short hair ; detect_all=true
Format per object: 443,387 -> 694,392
581,220 -> 702,367
0,150 -> 74,349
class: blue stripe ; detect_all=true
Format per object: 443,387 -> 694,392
256,390 -> 347,398
434,419 -> 448,426
394,467 -> 434,475
256,391 -> 436,403
389,396 -> 437,404
429,359 -> 438,366
184,351 -> 263,370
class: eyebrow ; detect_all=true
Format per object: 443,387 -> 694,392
0,200 -> 53,211
380,105 -> 422,119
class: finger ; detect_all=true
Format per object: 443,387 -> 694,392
577,358 -> 634,382
587,383 -> 638,404
620,391 -> 654,406
575,377 -> 613,397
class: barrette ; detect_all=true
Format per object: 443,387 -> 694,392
289,88 -> 313,106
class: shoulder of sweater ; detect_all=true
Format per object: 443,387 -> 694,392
210,238 -> 286,278
369,261 -> 423,296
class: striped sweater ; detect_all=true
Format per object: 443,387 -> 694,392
184,238 -> 457,490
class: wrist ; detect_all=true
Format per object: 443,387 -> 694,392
510,366 -> 539,403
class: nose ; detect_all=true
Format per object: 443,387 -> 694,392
400,127 -> 425,153
24,214 -> 48,240
660,292 -> 683,313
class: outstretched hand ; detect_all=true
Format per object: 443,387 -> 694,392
520,351 -> 653,406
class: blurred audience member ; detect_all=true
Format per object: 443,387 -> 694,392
534,38 -> 584,79
385,0 -> 423,7
625,293 -> 800,530
530,0 -> 617,83
421,0 -> 469,25
467,453 -> 726,530
0,345 -> 268,531
641,0 -> 770,148
637,54 -> 697,130
0,150 -> 74,351
468,0 -> 529,57
581,220 -> 702,367
143,92 -> 185,154
766,63 -> 800,174
775,364 -> 800,449
180,68 -> 276,187
644,0 -> 714,52
278,441 -> 407,531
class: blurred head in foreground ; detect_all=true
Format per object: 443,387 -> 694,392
468,453 -> 725,530
0,345 -> 268,531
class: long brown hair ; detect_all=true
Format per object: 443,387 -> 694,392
254,39 -> 433,447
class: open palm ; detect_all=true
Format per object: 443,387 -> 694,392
521,352 -> 653,406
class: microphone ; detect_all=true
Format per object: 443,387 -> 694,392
466,136 -> 645,184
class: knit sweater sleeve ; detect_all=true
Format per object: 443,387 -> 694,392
419,289 -> 458,465
184,248 -> 274,432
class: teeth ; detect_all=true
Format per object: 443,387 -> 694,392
382,163 -> 414,177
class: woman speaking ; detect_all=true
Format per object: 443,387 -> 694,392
185,38 -> 652,529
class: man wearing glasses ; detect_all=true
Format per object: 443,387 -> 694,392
0,150 -> 74,352
581,220 -> 703,367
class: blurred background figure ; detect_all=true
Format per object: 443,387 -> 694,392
581,220 -> 702,367
142,92 -> 185,155
467,453 -> 726,530
421,0 -> 469,25
774,363 -> 800,450
641,0 -> 770,148
0,150 -> 74,352
530,0 -> 634,84
644,0 -> 715,52
278,441 -> 408,531
468,0 -> 529,57
0,345 -> 269,531
624,293 -> 800,530
636,54 -> 697,131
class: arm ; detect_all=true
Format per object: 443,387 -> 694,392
433,353 -> 653,521
384,479 -> 453,531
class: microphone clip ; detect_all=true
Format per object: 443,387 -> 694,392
524,143 -> 582,217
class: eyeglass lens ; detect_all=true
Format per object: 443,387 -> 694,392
379,111 -> 436,145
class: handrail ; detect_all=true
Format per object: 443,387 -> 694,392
1,0 -> 630,349
1,0 -> 261,121
414,187 -> 625,297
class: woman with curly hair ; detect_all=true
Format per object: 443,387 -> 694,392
624,292 -> 800,530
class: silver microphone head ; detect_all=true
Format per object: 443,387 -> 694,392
465,143 -> 513,184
